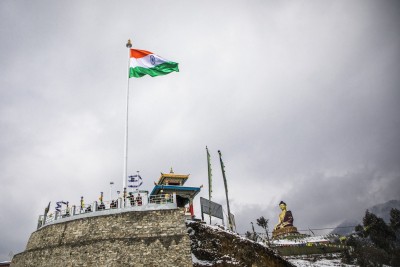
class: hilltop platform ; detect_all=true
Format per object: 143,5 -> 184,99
37,193 -> 179,229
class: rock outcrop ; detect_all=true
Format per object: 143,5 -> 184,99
187,221 -> 295,267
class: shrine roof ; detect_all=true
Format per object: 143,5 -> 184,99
156,172 -> 189,185
150,185 -> 200,198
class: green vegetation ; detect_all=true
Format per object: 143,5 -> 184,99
342,208 -> 400,267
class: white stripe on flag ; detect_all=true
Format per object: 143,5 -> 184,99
130,54 -> 169,68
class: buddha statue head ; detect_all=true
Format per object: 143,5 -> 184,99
279,201 -> 287,211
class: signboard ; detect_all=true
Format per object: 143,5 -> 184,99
200,197 -> 224,220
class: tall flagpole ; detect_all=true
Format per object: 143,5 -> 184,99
206,146 -> 212,225
123,39 -> 132,190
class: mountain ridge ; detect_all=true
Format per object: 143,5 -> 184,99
331,199 -> 400,235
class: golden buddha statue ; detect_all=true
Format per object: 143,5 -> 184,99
272,201 -> 299,239
274,201 -> 294,230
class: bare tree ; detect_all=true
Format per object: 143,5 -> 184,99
249,222 -> 258,241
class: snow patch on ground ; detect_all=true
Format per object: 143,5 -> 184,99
191,253 -> 213,266
285,254 -> 357,267
272,235 -> 337,246
187,221 -> 271,249
215,255 -> 241,265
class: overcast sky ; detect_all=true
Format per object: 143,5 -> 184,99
1,0 -> 399,260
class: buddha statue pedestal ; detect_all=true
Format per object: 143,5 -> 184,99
272,226 -> 299,239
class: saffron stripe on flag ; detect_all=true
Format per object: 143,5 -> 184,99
130,49 -> 153,59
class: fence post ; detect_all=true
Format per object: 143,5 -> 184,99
72,205 -> 76,216
37,215 -> 43,229
173,192 -> 177,205
123,187 -> 127,208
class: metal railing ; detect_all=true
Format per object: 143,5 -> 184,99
37,193 -> 177,229
149,194 -> 174,204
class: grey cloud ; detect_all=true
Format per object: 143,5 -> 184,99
1,0 -> 399,259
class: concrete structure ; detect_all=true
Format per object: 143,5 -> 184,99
11,208 -> 192,267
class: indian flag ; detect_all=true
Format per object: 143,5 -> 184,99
129,49 -> 179,78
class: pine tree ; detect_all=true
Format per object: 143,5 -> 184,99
343,210 -> 399,267
390,208 -> 400,231
363,210 -> 396,252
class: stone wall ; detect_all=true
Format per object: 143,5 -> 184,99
12,208 -> 192,267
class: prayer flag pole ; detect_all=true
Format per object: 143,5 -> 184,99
123,39 -> 132,190
218,150 -> 233,231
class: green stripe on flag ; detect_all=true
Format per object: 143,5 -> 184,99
129,62 -> 179,78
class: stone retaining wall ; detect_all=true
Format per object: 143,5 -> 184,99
11,208 -> 192,267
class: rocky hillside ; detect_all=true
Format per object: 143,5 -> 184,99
187,221 -> 294,267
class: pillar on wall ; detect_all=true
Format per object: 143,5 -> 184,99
37,216 -> 43,229
123,187 -> 127,208
189,198 -> 194,220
